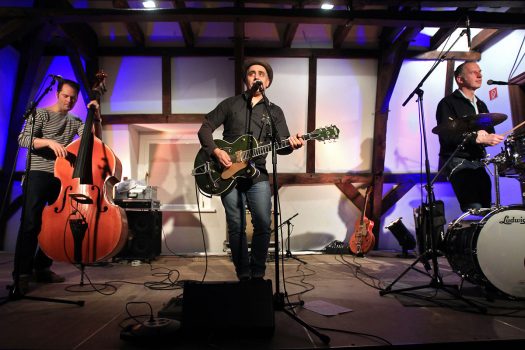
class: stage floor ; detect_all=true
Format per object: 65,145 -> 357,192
0,250 -> 524,349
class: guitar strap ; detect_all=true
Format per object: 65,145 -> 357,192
260,114 -> 271,140
247,99 -> 269,144
245,97 -> 255,151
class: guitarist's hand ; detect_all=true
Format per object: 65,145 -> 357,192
289,133 -> 305,150
213,148 -> 232,168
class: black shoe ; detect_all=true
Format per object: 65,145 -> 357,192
14,274 -> 31,295
34,269 -> 65,283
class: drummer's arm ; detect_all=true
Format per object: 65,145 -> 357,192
436,100 -> 469,147
476,130 -> 504,146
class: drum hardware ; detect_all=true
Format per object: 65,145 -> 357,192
444,205 -> 525,299
379,33 -> 487,313
496,133 -> 525,179
492,154 -> 502,208
487,134 -> 525,205
431,113 -> 508,136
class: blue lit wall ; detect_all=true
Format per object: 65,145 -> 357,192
15,56 -> 87,172
33,56 -> 88,118
0,46 -> 19,171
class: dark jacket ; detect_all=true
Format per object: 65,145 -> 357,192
436,89 -> 492,160
197,92 -> 292,184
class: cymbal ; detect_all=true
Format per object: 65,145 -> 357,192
432,113 -> 507,135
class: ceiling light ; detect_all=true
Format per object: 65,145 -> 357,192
321,3 -> 334,10
142,1 -> 156,8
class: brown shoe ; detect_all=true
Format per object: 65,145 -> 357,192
34,269 -> 66,283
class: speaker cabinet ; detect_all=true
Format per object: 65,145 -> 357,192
182,279 -> 275,338
116,210 -> 162,261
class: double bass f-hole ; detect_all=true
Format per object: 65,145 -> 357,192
69,193 -> 93,205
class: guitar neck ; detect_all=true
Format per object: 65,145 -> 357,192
242,132 -> 314,160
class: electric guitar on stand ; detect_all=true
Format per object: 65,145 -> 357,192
349,186 -> 375,257
192,125 -> 339,196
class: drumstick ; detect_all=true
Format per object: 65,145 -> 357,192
502,119 -> 525,136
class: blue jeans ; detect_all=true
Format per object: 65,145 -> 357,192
221,180 -> 272,279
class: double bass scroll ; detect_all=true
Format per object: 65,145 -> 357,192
39,71 -> 128,265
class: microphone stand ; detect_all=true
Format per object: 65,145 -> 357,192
4,76 -> 84,306
378,29 -> 486,313
281,213 -> 307,264
260,90 -> 330,344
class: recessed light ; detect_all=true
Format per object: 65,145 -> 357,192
321,3 -> 334,10
142,1 -> 156,8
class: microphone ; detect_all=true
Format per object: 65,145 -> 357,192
465,17 -> 471,50
49,74 -> 63,82
487,79 -> 517,86
248,80 -> 263,96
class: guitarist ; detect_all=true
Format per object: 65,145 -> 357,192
197,60 -> 304,281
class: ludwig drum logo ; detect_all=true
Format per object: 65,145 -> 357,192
499,215 -> 525,225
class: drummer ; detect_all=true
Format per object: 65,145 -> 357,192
436,60 -> 504,212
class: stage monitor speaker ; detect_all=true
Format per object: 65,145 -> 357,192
385,217 -> 416,258
116,210 -> 162,261
182,279 -> 275,338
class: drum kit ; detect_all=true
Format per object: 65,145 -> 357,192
432,113 -> 525,299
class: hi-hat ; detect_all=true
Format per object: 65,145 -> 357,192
432,113 -> 507,135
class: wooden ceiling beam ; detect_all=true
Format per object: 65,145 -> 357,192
370,27 -> 419,245
472,29 -> 513,53
429,27 -> 455,51
471,7 -> 523,54
429,8 -> 472,51
173,0 -> 195,48
35,0 -> 98,61
282,2 -> 303,48
0,19 -> 42,48
112,0 -> 145,47
2,8 -> 524,29
233,1 -> 245,95
409,50 -> 480,60
156,0 -> 525,7
95,46 -> 382,58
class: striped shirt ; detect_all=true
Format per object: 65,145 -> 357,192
18,108 -> 84,173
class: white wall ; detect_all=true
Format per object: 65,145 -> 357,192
4,30 -> 524,255
78,31 -> 524,254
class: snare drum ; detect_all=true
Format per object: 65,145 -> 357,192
444,206 -> 525,298
498,133 -> 525,177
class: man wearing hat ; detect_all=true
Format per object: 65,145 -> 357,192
198,59 -> 304,281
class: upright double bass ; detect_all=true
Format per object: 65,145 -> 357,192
39,71 -> 128,265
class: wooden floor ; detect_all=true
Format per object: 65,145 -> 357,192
0,250 -> 524,349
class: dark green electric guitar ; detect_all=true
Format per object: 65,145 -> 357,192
192,125 -> 340,196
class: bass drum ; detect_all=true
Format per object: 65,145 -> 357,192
444,206 -> 525,298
